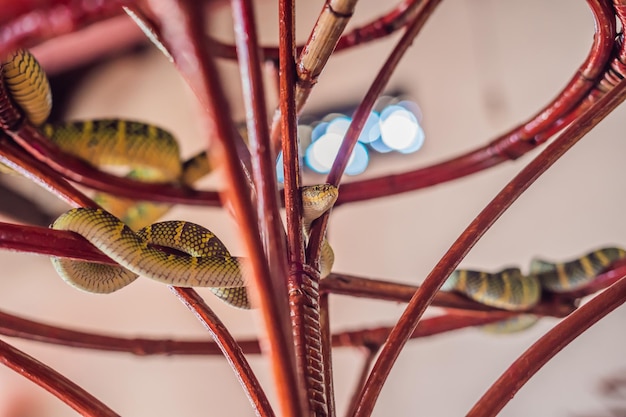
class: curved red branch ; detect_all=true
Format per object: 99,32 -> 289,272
0,134 -> 95,208
336,0 -> 616,205
467,273 -> 626,416
352,51 -> 626,417
0,337 -> 120,416
0,0 -> 124,56
8,125 -> 222,206
171,287 -> 274,417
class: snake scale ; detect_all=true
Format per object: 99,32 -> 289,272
1,49 -> 338,308
442,247 -> 625,331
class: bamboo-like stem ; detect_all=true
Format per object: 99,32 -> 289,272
145,1 -> 304,417
171,287 -> 274,417
352,61 -> 626,417
0,337 -> 120,416
467,273 -> 626,416
293,0 -> 358,114
269,0 -> 359,155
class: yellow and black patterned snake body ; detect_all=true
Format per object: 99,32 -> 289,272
442,267 -> 540,311
443,247 -> 626,311
2,49 -> 51,126
41,120 -> 182,229
1,49 -> 339,308
530,246 -> 625,293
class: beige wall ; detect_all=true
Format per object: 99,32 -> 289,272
0,1 -> 625,415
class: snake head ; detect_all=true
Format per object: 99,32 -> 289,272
301,184 -> 339,221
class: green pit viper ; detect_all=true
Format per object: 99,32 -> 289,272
1,49 -> 338,308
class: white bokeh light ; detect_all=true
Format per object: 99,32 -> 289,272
305,129 -> 369,175
357,111 -> 381,144
379,105 -> 419,151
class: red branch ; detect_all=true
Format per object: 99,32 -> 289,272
0,0 -> 124,56
307,0 -> 443,276
467,273 -> 626,416
335,0 -> 616,205
352,47 -> 626,417
0,308 -> 516,356
171,287 -> 274,417
143,1 -> 304,416
8,125 -> 221,206
0,337 -> 120,416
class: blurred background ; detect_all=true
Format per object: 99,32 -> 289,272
0,0 -> 625,415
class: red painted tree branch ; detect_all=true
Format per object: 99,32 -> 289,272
0,338 -> 120,416
467,272 -> 626,416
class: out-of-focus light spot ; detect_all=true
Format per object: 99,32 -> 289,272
276,151 -> 284,183
326,116 -> 351,135
298,96 -> 423,176
345,142 -> 369,175
311,122 -> 329,142
306,132 -> 343,173
358,111 -> 380,144
398,124 -> 425,154
297,124 -> 313,148
380,105 -> 420,151
305,131 -> 370,175
369,136 -> 393,153
397,100 -> 423,123
322,112 -> 346,122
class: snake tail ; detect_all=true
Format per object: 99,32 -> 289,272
530,246 -> 626,293
1,49 -> 52,125
444,267 -> 541,311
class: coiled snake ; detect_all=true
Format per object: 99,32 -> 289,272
1,49 -> 338,308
